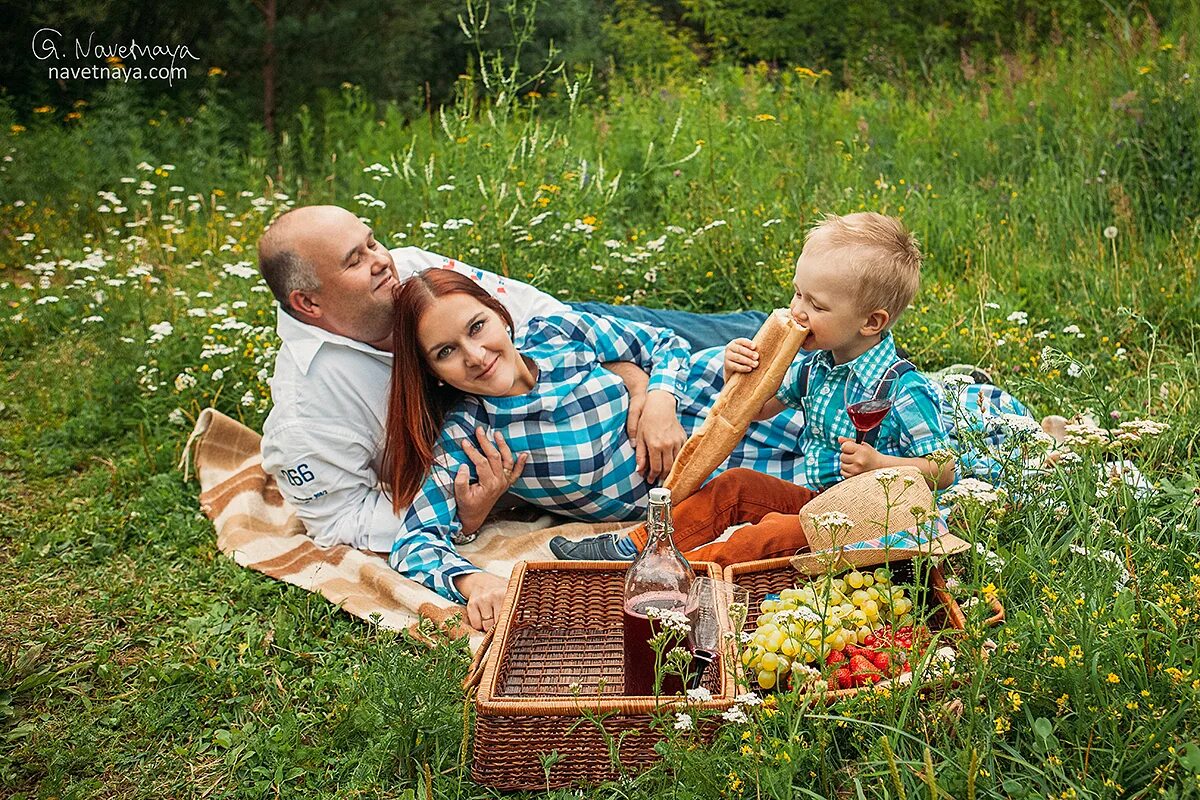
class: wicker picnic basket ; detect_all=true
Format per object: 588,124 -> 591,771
724,557 -> 1005,701
466,561 -> 735,790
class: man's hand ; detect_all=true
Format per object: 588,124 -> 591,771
454,427 -> 528,534
454,571 -> 508,632
725,338 -> 758,381
602,361 -> 651,442
636,390 -> 686,484
838,436 -> 884,478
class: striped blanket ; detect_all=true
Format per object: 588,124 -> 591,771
183,408 -> 619,647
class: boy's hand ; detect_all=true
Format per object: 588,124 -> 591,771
838,437 -> 883,478
635,390 -> 686,484
724,338 -> 759,381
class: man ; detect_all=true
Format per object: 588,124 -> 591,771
257,205 -> 766,631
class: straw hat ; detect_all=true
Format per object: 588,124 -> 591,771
789,466 -> 970,576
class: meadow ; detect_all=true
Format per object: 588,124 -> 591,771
2,15 -> 1200,799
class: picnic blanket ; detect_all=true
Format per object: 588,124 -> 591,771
183,408 -> 622,647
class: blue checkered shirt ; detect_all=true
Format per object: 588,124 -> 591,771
390,312 -> 807,601
776,333 -> 951,490
938,382 -> 1035,483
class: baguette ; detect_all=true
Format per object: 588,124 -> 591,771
662,309 -> 808,502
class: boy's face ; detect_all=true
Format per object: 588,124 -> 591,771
788,244 -> 880,359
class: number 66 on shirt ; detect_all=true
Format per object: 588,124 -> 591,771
279,463 -> 315,486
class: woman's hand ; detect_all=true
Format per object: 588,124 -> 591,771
636,390 -> 686,484
454,571 -> 508,632
725,338 -> 759,381
454,427 -> 528,534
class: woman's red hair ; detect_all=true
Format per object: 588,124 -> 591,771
383,268 -> 516,510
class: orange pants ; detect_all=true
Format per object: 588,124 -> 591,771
627,468 -> 817,567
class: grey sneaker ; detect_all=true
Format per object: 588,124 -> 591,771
549,534 -> 635,561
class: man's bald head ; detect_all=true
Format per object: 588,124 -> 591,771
257,205 -> 400,348
257,206 -> 331,312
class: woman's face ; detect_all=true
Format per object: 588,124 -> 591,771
416,293 -> 527,396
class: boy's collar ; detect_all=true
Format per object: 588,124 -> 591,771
817,333 -> 900,391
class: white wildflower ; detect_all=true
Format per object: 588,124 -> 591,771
734,692 -> 762,707
673,712 -> 694,731
685,687 -> 713,703
874,467 -> 902,484
811,511 -> 855,531
240,390 -> 256,407
1006,311 -> 1028,325
147,321 -> 174,343
943,478 -> 1004,507
222,261 -> 258,279
645,606 -> 691,635
1103,226 -> 1118,240
721,706 -> 749,724
168,408 -> 186,426
174,373 -> 197,391
211,368 -> 225,382
973,542 -> 1006,572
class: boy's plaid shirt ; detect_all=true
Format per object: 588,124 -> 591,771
390,312 -> 807,602
776,333 -> 951,490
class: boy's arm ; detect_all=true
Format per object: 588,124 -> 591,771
725,338 -> 788,420
837,441 -> 956,489
838,371 -> 955,489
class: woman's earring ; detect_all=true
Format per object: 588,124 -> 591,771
437,380 -> 445,386
506,326 -> 513,338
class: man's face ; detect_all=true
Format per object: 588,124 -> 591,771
292,208 -> 399,347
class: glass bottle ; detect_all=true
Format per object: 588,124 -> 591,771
622,488 -> 694,696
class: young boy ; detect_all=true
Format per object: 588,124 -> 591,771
551,212 -> 955,564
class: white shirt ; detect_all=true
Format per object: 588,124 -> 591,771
260,247 -> 568,554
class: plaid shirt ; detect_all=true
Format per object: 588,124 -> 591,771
938,382 -> 1034,483
776,333 -> 950,491
390,312 -> 807,601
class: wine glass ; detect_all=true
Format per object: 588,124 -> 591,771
686,577 -> 750,689
845,364 -> 901,444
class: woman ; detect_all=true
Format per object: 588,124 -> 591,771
382,269 -> 810,601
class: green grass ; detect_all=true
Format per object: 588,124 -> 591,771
2,17 -> 1200,800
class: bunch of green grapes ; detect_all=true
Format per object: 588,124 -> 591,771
741,568 -> 915,690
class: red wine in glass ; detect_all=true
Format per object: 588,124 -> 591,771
847,398 -> 893,444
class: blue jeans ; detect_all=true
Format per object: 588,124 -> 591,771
567,301 -> 768,352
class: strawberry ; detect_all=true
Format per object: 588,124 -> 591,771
826,649 -> 846,666
850,654 -> 878,677
836,667 -> 854,689
871,651 -> 892,674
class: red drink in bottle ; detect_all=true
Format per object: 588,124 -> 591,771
622,591 -> 689,696
622,488 -> 693,697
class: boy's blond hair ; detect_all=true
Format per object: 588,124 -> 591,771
803,212 -> 922,326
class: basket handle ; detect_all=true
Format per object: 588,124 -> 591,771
462,625 -> 497,692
